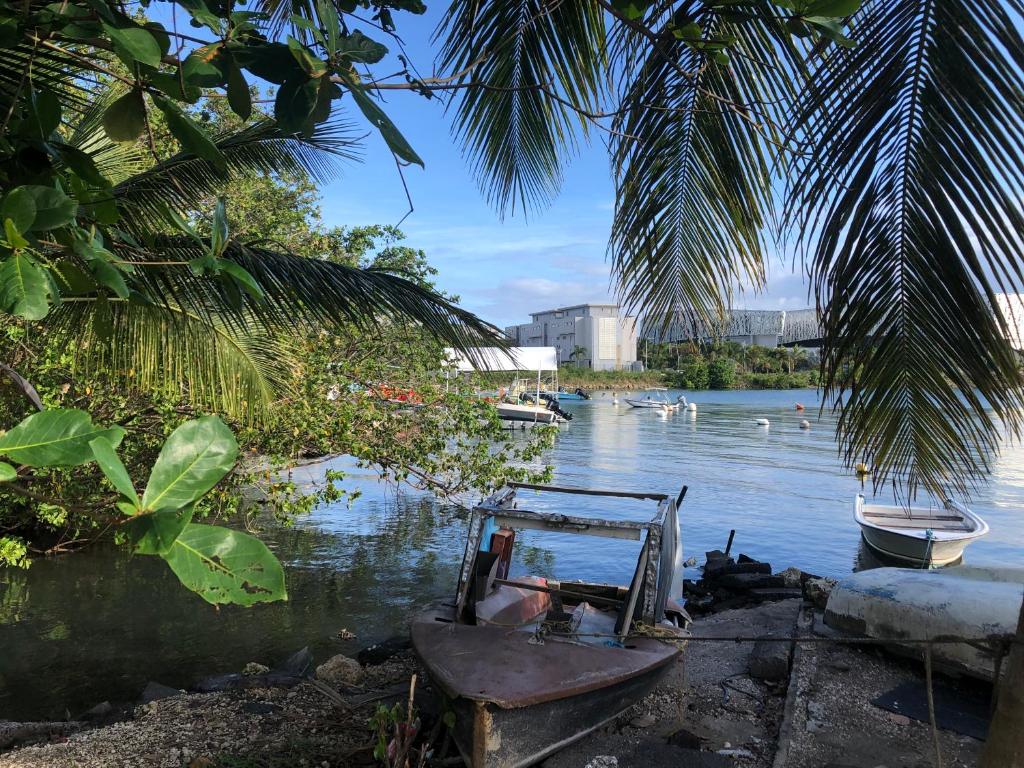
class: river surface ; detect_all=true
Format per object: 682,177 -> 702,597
2,388 -> 1023,720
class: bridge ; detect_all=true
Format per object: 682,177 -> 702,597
642,308 -> 823,348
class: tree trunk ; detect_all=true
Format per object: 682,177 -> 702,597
980,594 -> 1024,767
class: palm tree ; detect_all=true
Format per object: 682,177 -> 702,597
569,344 -> 589,366
433,3 -> 1024,759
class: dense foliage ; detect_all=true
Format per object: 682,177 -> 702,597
656,342 -> 815,390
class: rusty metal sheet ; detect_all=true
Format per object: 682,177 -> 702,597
411,603 -> 680,709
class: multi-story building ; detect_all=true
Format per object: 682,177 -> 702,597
642,308 -> 822,348
504,303 -> 639,370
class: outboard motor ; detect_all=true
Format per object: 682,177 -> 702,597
575,387 -> 591,400
545,399 -> 573,421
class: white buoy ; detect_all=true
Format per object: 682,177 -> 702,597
800,419 -> 811,429
755,418 -> 770,426
686,402 -> 697,412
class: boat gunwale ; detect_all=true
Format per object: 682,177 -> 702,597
854,494 -> 990,543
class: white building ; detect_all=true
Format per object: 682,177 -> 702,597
505,304 -> 639,370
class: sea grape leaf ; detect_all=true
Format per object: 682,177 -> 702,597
274,76 -> 319,133
225,58 -> 252,120
0,462 -> 15,481
1,188 -> 36,233
182,44 -> 227,87
125,506 -> 194,555
0,252 -> 51,320
103,89 -> 147,141
88,259 -> 130,299
0,409 -> 126,467
334,30 -> 387,63
102,21 -> 163,68
161,523 -> 287,605
141,415 -> 238,512
22,186 -> 77,231
89,436 -> 139,505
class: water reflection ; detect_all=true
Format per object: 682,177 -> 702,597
2,389 -> 1022,720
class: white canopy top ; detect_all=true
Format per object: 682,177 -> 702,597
445,346 -> 558,372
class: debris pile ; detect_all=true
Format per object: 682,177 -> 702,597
683,545 -> 828,615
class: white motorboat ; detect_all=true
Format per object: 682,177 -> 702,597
625,391 -> 685,411
495,402 -> 562,425
854,494 -> 989,567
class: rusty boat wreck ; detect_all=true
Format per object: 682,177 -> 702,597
411,482 -> 690,768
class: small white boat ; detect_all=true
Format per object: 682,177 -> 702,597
854,495 -> 989,567
625,392 -> 685,411
496,402 -> 562,425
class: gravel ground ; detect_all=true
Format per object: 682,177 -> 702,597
0,656 -> 418,768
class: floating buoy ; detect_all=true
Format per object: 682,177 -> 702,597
855,462 -> 870,476
795,402 -> 805,411
755,418 -> 770,426
799,419 -> 811,429
687,402 -> 697,412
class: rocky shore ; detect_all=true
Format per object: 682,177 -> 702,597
0,555 -> 993,768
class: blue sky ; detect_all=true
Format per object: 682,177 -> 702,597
271,7 -> 814,327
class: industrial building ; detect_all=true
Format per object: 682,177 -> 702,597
504,304 -> 639,370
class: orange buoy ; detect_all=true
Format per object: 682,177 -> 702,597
795,402 -> 805,411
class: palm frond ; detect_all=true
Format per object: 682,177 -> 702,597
785,0 -> 1024,496
111,116 -> 362,237
609,6 -> 797,331
49,301 -> 292,421
435,0 -> 606,215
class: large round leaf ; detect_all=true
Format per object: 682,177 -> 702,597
103,89 -> 147,142
141,415 -> 238,512
124,506 -> 194,555
0,252 -> 51,320
161,523 -> 287,605
0,409 -> 126,467
22,186 -> 77,231
1,187 -> 36,232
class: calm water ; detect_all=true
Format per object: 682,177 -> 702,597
2,388 -> 1023,720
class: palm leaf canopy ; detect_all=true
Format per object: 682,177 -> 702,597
785,0 -> 1024,496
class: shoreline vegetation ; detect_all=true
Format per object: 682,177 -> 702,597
479,342 -> 821,392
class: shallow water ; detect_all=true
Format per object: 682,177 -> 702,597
1,388 -> 1022,720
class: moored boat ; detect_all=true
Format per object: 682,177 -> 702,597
411,482 -> 689,768
854,494 -> 989,567
494,401 -> 562,425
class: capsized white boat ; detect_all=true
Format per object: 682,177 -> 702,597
854,494 -> 989,567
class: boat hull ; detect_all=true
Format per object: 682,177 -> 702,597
853,496 -> 988,567
449,659 -> 672,768
858,525 -> 968,566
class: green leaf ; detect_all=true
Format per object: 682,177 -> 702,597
232,42 -> 302,85
316,0 -> 341,55
51,261 -> 95,295
4,219 -> 28,249
152,95 -> 227,173
275,76 -> 319,134
226,58 -> 252,120
102,21 -> 163,69
141,415 -> 238,512
89,436 -> 139,505
54,145 -> 109,187
89,258 -> 130,299
0,252 -> 51,320
334,30 -> 387,63
211,197 -> 229,257
103,89 -> 147,142
176,0 -> 223,35
0,409 -> 125,467
28,89 -> 61,138
340,74 -> 423,166
1,188 -> 36,233
161,523 -> 287,605
182,44 -> 227,87
287,36 -> 328,77
148,71 -> 202,103
0,462 -> 15,482
22,186 -> 76,231
125,507 -> 193,555
219,259 -> 264,300
805,0 -> 860,15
